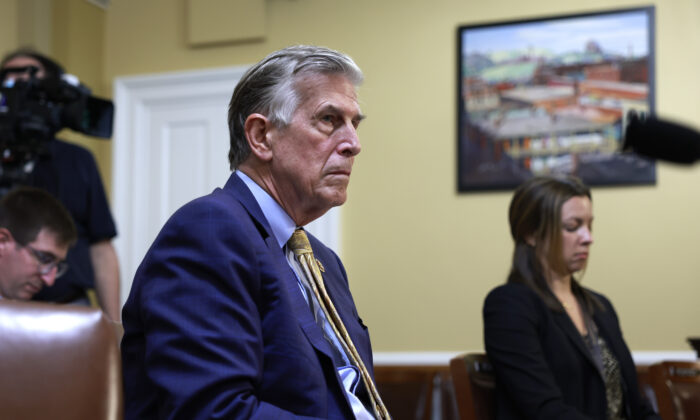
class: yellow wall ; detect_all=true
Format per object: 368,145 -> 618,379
0,1 -> 18,54
5,0 -> 700,352
50,0 -> 112,194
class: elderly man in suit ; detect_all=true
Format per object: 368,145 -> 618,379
121,45 -> 390,419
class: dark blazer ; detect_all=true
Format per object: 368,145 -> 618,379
121,173 -> 373,419
483,283 -> 660,420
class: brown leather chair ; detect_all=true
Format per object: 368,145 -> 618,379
636,364 -> 659,413
450,353 -> 496,420
649,360 -> 700,420
0,300 -> 123,420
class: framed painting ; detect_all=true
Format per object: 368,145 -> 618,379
457,7 -> 655,191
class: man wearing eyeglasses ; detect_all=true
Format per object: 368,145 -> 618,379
0,187 -> 76,301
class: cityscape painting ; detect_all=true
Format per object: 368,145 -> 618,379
457,7 -> 655,192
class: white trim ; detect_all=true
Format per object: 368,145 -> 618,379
372,351 -> 697,366
374,352 -> 463,366
86,0 -> 110,10
631,351 -> 697,365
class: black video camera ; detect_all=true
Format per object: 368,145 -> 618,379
0,70 -> 113,187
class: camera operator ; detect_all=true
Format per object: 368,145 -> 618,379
0,186 -> 76,301
0,49 -> 119,321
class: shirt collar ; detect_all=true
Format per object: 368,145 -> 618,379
236,170 -> 296,248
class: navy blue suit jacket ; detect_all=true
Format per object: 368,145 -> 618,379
483,283 -> 660,420
121,173 -> 374,419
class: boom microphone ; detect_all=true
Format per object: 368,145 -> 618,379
623,112 -> 700,164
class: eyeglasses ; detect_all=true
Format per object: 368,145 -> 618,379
24,245 -> 69,278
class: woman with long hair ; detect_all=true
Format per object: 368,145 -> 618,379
483,175 -> 659,420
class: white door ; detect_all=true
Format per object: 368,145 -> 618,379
112,67 -> 341,306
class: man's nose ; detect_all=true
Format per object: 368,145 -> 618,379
40,267 -> 57,287
338,124 -> 361,157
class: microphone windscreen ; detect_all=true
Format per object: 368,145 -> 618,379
624,114 -> 700,164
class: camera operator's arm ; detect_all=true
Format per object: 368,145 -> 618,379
90,239 -> 120,322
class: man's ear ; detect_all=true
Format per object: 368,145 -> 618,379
244,113 -> 274,162
0,228 -> 14,256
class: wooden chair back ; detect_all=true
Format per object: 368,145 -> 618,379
649,360 -> 700,420
450,353 -> 496,420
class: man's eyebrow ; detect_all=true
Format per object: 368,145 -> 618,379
33,248 -> 60,263
317,104 -> 366,121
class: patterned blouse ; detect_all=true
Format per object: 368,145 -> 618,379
582,330 -> 626,420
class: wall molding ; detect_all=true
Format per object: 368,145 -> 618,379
373,350 -> 697,366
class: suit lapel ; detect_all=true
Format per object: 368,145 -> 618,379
552,310 -> 603,379
315,255 -> 355,344
278,252 -> 338,362
592,310 -> 617,355
222,173 -> 338,362
307,235 -> 372,370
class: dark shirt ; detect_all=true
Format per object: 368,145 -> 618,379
27,138 -> 117,302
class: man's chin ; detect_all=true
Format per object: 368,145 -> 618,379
18,284 -> 42,300
327,192 -> 347,208
14,292 -> 33,300
317,185 -> 348,205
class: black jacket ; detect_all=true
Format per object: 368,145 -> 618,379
483,283 -> 660,420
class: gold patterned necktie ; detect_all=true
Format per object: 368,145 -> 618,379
287,229 -> 391,420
